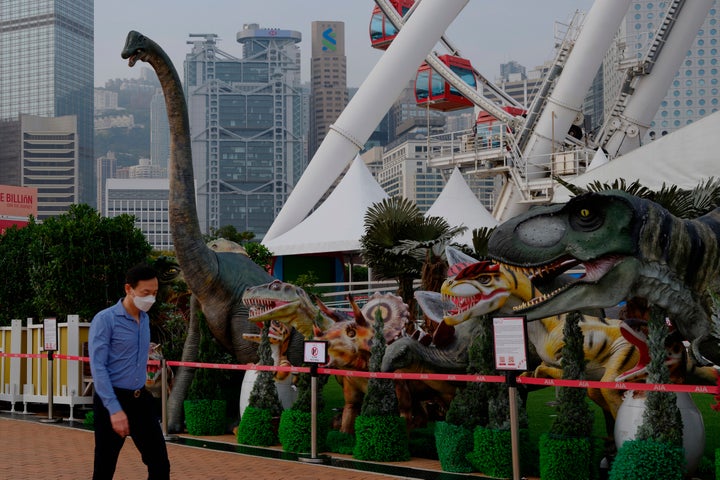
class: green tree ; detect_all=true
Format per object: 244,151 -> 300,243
26,204 -> 152,320
0,220 -> 38,324
360,197 -> 462,313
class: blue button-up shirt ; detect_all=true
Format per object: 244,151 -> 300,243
89,299 -> 150,415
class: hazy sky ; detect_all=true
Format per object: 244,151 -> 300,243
95,1 -> 595,88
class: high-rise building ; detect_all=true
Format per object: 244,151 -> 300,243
96,151 -> 118,214
105,178 -> 173,251
21,114 -> 79,219
150,90 -> 170,174
606,2 -> 720,141
308,21 -> 348,160
184,26 -> 305,239
0,0 -> 94,208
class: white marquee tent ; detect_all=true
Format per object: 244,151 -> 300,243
262,155 -> 388,256
425,167 -> 499,247
553,110 -> 720,203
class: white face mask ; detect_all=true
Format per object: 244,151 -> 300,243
132,292 -> 156,312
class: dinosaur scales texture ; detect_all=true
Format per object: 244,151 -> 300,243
488,190 -> 720,367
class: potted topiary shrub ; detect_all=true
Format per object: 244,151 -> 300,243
539,311 -> 600,480
465,316 -> 533,478
437,319 -> 490,473
278,361 -> 330,454
236,321 -> 283,446
183,314 -> 228,436
609,307 -> 685,480
352,309 -> 410,462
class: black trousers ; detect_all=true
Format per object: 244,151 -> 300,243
93,387 -> 170,480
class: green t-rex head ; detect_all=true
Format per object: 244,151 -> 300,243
487,189 -> 720,367
488,190 -> 647,319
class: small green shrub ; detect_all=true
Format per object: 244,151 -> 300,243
278,409 -> 329,453
467,427 -> 532,478
83,410 -> 94,429
184,399 -> 226,436
353,415 -> 410,462
326,430 -> 355,455
609,439 -> 685,480
539,433 -> 595,480
237,405 -> 278,446
434,421 -> 474,473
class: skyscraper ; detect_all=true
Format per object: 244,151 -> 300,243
184,26 -> 305,238
308,21 -> 348,160
606,1 -> 720,141
0,0 -> 95,208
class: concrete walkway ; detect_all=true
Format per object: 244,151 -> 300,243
0,414 -> 484,480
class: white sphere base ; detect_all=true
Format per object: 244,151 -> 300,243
239,369 -> 297,418
614,390 -> 705,474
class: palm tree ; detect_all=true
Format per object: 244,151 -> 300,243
360,197 -> 465,320
555,176 -> 720,218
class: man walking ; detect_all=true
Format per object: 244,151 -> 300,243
89,263 -> 170,479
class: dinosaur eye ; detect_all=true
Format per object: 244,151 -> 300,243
346,327 -> 356,338
477,275 -> 491,285
570,205 -> 603,231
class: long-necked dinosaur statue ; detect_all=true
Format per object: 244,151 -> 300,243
487,189 -> 720,367
121,31 -> 307,433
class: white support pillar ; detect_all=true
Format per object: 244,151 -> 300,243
264,0 -> 469,241
604,0 -> 713,156
521,0 -> 632,176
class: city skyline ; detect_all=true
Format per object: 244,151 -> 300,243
95,1 -> 593,88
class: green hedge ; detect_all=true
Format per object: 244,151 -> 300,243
353,415 -> 410,462
326,430 -> 355,455
237,406 -> 278,446
539,434 -> 597,480
609,439 -> 685,480
434,421 -> 474,473
467,427 -> 533,478
278,409 -> 329,453
184,399 -> 226,436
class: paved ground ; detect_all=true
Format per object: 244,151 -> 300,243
0,413 -> 485,480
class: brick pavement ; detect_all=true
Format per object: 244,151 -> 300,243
0,415 -> 482,480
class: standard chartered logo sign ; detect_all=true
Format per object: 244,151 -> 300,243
321,28 -> 337,52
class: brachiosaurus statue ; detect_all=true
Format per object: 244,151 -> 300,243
121,31 -> 307,433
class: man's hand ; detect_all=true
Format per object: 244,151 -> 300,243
110,410 -> 130,437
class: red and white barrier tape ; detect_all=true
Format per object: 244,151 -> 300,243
1,352 -> 716,394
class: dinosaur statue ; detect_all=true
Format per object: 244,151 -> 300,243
121,31 -> 306,433
239,320 -> 297,416
242,280 -> 451,432
487,189 -> 720,367
145,342 -> 174,399
434,259 -> 638,418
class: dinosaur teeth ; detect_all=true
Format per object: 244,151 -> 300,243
512,284 -> 570,311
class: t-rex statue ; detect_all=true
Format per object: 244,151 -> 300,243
486,189 -> 720,367
121,31 -> 306,433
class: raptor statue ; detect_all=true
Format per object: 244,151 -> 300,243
487,190 -> 720,367
242,280 -> 416,433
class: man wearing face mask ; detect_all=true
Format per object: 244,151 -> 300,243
89,263 -> 170,479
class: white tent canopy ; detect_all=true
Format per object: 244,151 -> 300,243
425,167 -> 498,246
553,110 -> 720,203
262,155 -> 388,256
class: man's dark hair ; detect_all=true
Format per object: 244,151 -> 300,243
125,264 -> 158,288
